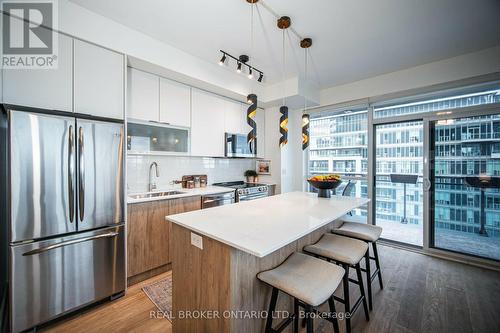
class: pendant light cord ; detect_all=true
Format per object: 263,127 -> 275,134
282,28 -> 286,106
251,4 -> 254,54
303,48 -> 308,114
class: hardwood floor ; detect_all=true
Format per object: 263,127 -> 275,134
40,245 -> 500,333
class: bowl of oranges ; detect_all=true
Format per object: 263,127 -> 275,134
307,174 -> 342,198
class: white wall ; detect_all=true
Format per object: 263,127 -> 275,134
127,155 -> 255,193
257,107 -> 281,193
320,45 -> 500,106
258,106 -> 304,194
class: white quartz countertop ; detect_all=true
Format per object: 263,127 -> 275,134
166,191 -> 370,257
127,186 -> 234,204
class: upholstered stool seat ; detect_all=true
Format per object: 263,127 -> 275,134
304,233 -> 368,265
304,234 -> 370,333
258,252 -> 344,333
333,222 -> 382,242
332,221 -> 384,312
258,252 -> 344,307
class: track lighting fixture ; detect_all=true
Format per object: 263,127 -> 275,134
219,52 -> 227,66
258,72 -> 263,82
217,50 -> 264,83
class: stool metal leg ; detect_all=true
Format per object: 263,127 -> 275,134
365,249 -> 373,311
305,305 -> 314,333
265,287 -> 279,333
372,242 -> 383,290
293,298 -> 299,333
355,263 -> 370,322
328,296 -> 340,333
342,264 -> 351,333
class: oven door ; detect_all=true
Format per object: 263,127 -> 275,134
238,191 -> 268,202
225,133 -> 256,158
202,192 -> 236,209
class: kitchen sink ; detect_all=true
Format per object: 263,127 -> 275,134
128,191 -> 185,200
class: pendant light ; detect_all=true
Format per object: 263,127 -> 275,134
301,38 -> 312,150
246,0 -> 258,152
278,16 -> 290,148
247,93 -> 257,153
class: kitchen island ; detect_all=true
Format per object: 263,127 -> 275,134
167,191 -> 369,333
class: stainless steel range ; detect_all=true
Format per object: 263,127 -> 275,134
213,181 -> 269,202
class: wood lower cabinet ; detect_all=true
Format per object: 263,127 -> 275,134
127,196 -> 201,285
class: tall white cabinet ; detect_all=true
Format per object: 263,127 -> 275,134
190,89 -> 225,157
2,30 -> 73,112
159,78 -> 191,127
2,18 -> 124,119
127,68 -> 159,122
224,99 -> 245,134
73,40 -> 124,119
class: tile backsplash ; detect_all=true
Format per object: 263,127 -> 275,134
127,154 -> 256,193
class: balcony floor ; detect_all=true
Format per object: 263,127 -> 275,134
377,220 -> 500,261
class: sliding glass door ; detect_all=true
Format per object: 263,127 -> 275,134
429,112 -> 500,261
374,121 -> 424,246
308,83 -> 500,263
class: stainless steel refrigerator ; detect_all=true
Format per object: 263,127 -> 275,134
0,104 -> 126,333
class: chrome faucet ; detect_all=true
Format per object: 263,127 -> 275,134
149,162 -> 160,191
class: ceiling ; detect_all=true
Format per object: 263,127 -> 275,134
69,0 -> 500,89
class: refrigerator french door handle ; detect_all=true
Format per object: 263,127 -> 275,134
21,232 -> 119,256
68,125 -> 75,223
78,126 -> 85,222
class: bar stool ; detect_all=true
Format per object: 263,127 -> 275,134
257,252 -> 344,333
332,221 -> 383,310
304,234 -> 370,333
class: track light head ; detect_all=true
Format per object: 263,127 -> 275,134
236,62 -> 242,73
219,53 -> 227,66
258,72 -> 263,82
248,68 -> 253,79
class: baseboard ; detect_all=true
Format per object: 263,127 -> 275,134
127,263 -> 171,286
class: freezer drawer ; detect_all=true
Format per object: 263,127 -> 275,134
10,225 -> 125,333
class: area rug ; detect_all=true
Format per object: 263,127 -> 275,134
142,275 -> 172,321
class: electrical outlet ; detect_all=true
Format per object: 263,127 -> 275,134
191,232 -> 203,250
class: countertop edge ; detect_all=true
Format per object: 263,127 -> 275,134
167,196 -> 370,258
127,186 -> 235,204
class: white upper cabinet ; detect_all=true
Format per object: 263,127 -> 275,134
74,40 -> 124,119
3,28 -> 73,112
191,89 -> 225,157
127,68 -> 159,122
224,99 -> 245,134
159,78 -> 191,127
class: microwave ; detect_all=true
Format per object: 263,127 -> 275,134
225,133 -> 256,158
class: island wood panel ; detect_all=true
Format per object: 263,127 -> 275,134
171,223 -> 231,333
229,222 -> 336,333
171,219 -> 343,333
128,196 -> 202,284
